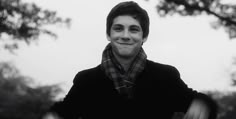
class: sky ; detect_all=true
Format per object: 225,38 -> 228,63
1,0 -> 236,97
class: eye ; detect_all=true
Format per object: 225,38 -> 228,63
112,25 -> 123,32
130,26 -> 141,33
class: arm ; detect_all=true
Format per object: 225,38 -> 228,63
184,99 -> 210,119
42,112 -> 62,119
169,66 -> 218,119
183,94 -> 218,119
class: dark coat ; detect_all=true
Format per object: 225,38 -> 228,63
51,60 -> 217,119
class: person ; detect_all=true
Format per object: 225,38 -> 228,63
43,1 -> 218,119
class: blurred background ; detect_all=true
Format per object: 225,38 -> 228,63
1,0 -> 236,119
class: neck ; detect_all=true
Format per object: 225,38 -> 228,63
118,57 -> 134,72
112,52 -> 136,72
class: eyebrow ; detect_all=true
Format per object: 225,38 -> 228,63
130,25 -> 141,28
112,24 -> 141,28
112,24 -> 123,27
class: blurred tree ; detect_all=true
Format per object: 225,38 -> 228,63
206,91 -> 236,119
152,0 -> 236,90
153,0 -> 236,39
0,0 -> 70,51
0,62 -> 62,119
0,0 -> 69,118
151,1 -> 236,118
231,56 -> 236,86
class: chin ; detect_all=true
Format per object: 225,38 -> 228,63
113,47 -> 136,58
118,52 -> 134,58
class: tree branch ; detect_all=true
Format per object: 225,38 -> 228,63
168,0 -> 236,26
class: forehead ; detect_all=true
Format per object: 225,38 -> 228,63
112,15 -> 141,27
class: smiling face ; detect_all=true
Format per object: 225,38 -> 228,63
107,15 -> 147,59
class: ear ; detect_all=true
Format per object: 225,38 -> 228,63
106,35 -> 111,41
143,38 -> 147,44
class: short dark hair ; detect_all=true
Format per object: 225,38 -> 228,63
106,1 -> 150,39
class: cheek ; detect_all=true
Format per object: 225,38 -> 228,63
109,34 -> 119,41
130,33 -> 143,41
133,37 -> 144,44
110,30 -> 121,38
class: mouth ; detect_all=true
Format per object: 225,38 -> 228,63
117,42 -> 132,45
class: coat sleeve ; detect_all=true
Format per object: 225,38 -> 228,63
49,71 -> 87,119
169,66 -> 218,119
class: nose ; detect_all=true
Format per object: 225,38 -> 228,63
121,29 -> 130,41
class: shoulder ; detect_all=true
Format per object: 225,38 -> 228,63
146,60 -> 180,76
73,65 -> 103,84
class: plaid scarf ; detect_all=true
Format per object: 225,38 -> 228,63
101,43 -> 147,98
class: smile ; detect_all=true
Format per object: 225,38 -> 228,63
117,42 -> 133,45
